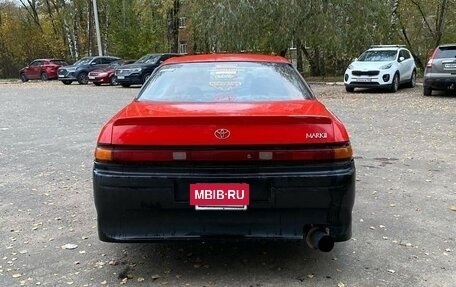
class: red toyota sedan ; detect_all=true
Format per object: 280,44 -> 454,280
93,54 -> 356,252
20,59 -> 67,82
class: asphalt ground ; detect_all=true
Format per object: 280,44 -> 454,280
0,80 -> 455,287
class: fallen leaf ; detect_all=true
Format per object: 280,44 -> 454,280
450,205 -> 456,211
61,244 -> 78,250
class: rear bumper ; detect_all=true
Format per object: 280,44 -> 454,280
93,160 -> 356,242
423,77 -> 456,90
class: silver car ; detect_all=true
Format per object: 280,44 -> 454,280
424,44 -> 456,96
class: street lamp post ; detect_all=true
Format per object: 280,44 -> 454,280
92,0 -> 103,56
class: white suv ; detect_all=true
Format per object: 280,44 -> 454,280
344,45 -> 417,93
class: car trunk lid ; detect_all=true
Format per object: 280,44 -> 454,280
110,101 -> 336,146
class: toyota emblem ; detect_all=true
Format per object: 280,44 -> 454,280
214,128 -> 231,139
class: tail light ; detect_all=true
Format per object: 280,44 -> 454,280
94,144 -> 353,163
426,48 -> 439,70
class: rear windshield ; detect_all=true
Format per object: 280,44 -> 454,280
136,62 -> 313,102
73,57 -> 93,66
51,60 -> 67,65
358,50 -> 397,61
435,47 -> 456,59
136,54 -> 160,64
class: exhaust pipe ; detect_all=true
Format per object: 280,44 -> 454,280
306,227 -> 335,252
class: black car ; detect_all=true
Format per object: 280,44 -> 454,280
58,56 -> 121,85
115,53 -> 181,87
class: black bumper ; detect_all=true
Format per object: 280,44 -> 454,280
93,160 -> 356,242
424,77 -> 456,90
116,75 -> 143,85
345,82 -> 389,89
58,76 -> 77,81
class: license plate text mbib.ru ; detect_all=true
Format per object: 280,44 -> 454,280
195,189 -> 245,200
190,183 -> 250,206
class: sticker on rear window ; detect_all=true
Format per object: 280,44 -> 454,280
209,64 -> 244,91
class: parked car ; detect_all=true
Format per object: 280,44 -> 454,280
344,45 -> 417,93
20,59 -> 67,82
88,59 -> 136,86
115,53 -> 182,87
57,56 -> 121,85
423,44 -> 456,96
93,53 -> 356,252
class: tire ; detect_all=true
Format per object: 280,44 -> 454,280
20,73 -> 28,82
407,70 -> 416,88
389,73 -> 399,93
121,83 -> 130,88
62,80 -> 72,85
423,86 -> 432,96
110,76 -> 118,86
142,73 -> 151,84
77,72 -> 89,84
345,86 -> 355,93
94,82 -> 102,86
40,72 -> 49,81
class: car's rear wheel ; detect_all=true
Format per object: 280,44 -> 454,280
110,76 -> 118,86
94,82 -> 102,86
20,73 -> 28,82
345,86 -> 355,93
423,86 -> 432,96
121,83 -> 130,88
62,80 -> 72,85
77,72 -> 89,84
407,70 -> 416,88
389,73 -> 399,93
40,72 -> 49,81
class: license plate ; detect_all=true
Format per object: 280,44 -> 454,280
444,63 -> 456,70
190,183 -> 249,210
357,78 -> 372,82
58,75 -> 64,78
88,76 -> 95,79
117,76 -> 125,79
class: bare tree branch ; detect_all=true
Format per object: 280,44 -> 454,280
19,0 -> 42,29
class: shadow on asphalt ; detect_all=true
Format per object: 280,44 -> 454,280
105,240 -> 346,283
